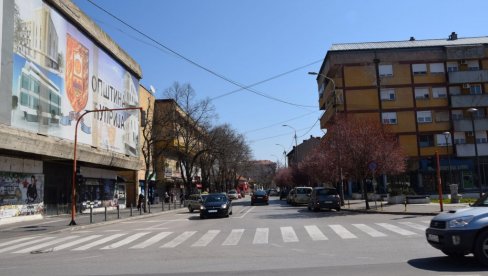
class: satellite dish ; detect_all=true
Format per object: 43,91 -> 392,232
149,85 -> 156,94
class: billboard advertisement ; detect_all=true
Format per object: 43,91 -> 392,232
10,0 -> 139,156
0,172 -> 44,219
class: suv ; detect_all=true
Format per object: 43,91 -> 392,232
291,187 -> 313,206
307,187 -> 341,212
425,193 -> 488,266
187,194 -> 208,213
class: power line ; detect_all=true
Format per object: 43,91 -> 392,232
243,110 -> 320,134
85,0 -> 319,108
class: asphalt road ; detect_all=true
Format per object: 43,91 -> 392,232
0,197 -> 486,276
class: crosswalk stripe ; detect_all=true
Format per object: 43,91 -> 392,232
376,223 -> 416,236
281,226 -> 298,242
0,236 -> 37,248
253,228 -> 269,244
222,229 -> 244,246
161,231 -> 196,248
304,225 -> 328,241
330,224 -> 357,239
130,232 -> 173,249
101,232 -> 150,250
13,236 -> 78,253
0,236 -> 55,253
72,234 -> 126,251
192,230 -> 220,247
352,224 -> 387,237
398,222 -> 427,232
53,235 -> 102,251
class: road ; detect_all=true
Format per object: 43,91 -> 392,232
0,197 -> 486,276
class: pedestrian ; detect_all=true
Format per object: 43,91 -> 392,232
137,193 -> 144,211
164,192 -> 169,203
170,191 -> 174,203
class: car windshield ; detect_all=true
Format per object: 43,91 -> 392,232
296,188 -> 311,194
205,195 -> 227,203
472,193 -> 488,207
317,189 -> 337,196
255,190 -> 266,195
228,191 -> 237,194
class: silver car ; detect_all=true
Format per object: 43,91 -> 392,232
187,194 -> 208,213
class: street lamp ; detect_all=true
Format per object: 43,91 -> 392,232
282,124 -> 298,165
467,107 -> 483,198
275,144 -> 287,167
308,72 -> 337,114
443,131 -> 453,186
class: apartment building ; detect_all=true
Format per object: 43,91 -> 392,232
314,32 -> 488,194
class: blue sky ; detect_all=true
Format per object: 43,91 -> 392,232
72,0 -> 488,163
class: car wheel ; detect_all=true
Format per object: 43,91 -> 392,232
335,207 -> 341,211
200,214 -> 205,219
188,206 -> 194,213
474,230 -> 488,266
313,207 -> 319,212
307,206 -> 311,211
441,249 -> 467,259
251,202 -> 254,206
229,208 -> 233,215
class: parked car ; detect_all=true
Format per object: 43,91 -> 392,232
286,188 -> 296,204
291,187 -> 313,206
307,187 -> 341,212
200,193 -> 233,219
267,189 -> 278,196
186,194 -> 208,213
279,188 -> 289,200
425,193 -> 488,266
251,190 -> 269,205
227,190 -> 239,200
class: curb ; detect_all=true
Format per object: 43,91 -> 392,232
342,208 -> 438,216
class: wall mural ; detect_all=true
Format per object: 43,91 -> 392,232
10,0 -> 140,156
0,172 -> 44,219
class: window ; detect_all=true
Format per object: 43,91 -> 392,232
432,87 -> 447,98
449,86 -> 461,95
380,89 -> 396,101
419,135 -> 434,147
470,84 -> 482,94
451,110 -> 463,120
454,132 -> 466,144
417,111 -> 432,123
447,62 -> 458,72
467,60 -> 480,71
412,64 -> 427,75
379,64 -> 393,77
415,88 -> 430,99
429,63 -> 444,74
382,112 -> 397,124
436,134 -> 451,146
435,111 -> 449,122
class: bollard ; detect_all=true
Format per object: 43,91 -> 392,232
130,205 -> 133,217
380,201 -> 383,211
404,198 -> 407,212
168,201 -> 171,210
117,205 -> 120,219
90,206 -> 93,224
139,205 -> 142,215
162,201 -> 164,211
174,200 -> 176,209
148,203 -> 151,214
104,206 -> 107,221
374,200 -> 377,209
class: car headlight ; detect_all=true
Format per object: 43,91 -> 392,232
200,206 -> 206,210
221,204 -> 227,209
448,216 -> 474,228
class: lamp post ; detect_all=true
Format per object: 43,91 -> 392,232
69,107 -> 143,226
282,125 -> 298,165
275,144 -> 287,167
308,72 -> 337,114
443,131 -> 453,186
467,107 -> 483,198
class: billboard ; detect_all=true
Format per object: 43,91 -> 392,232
0,172 -> 44,219
10,0 -> 140,156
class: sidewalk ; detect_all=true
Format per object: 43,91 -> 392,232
341,199 -> 470,216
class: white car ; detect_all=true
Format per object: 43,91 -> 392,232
227,190 -> 239,200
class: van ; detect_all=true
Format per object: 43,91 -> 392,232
307,187 -> 341,212
291,187 -> 312,206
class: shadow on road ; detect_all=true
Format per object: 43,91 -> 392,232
408,256 -> 485,272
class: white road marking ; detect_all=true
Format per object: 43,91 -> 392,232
329,225 -> 357,239
222,229 -> 244,246
0,236 -> 55,253
0,236 -> 37,247
53,235 -> 102,251
13,236 -> 78,253
399,222 -> 428,231
281,227 -> 298,242
192,230 -> 220,247
72,234 -> 126,251
161,231 -> 196,248
233,207 -> 255,219
352,224 -> 387,237
101,232 -> 150,250
376,223 -> 416,236
253,228 -> 269,244
304,225 -> 328,240
130,232 -> 173,249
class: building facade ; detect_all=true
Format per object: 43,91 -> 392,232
314,33 -> 488,194
0,0 -> 143,221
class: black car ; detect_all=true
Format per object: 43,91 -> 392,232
279,188 -> 289,200
251,190 -> 269,205
307,187 -> 341,212
200,193 -> 232,219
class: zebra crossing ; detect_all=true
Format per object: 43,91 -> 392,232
0,221 -> 429,254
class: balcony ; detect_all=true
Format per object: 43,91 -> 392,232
448,69 -> 488,84
450,94 -> 488,108
455,143 -> 488,157
453,118 -> 488,132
